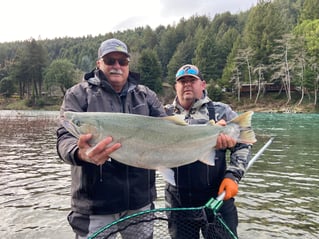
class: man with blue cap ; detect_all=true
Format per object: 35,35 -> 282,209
164,64 -> 252,238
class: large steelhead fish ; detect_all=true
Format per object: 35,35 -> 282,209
62,111 -> 256,185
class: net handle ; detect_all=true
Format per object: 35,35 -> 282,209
211,137 -> 274,205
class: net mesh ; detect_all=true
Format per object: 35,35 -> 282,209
89,206 -> 237,239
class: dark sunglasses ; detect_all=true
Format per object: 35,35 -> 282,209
102,57 -> 130,66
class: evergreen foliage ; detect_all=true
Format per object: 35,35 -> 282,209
0,0 -> 318,106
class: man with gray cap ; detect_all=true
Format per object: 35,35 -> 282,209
56,38 -> 166,238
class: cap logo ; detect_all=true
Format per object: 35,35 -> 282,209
115,45 -> 126,51
183,65 -> 192,71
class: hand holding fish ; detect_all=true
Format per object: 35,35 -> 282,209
77,134 -> 121,165
215,119 -> 237,149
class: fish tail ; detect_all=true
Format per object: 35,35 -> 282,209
239,129 -> 257,144
230,111 -> 253,128
231,111 -> 257,144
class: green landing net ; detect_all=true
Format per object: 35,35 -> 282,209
88,197 -> 237,239
89,138 -> 274,239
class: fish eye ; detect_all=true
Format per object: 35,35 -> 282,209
73,119 -> 81,127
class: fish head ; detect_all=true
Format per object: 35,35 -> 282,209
62,112 -> 100,144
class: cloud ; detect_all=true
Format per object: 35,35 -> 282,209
112,0 -> 257,33
160,0 -> 256,18
160,0 -> 204,17
0,0 -> 256,42
112,16 -> 151,31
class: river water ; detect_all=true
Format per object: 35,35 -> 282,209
0,110 -> 318,239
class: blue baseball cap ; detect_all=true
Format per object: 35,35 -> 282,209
175,64 -> 202,81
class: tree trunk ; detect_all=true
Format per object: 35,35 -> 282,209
284,45 -> 291,104
246,58 -> 252,100
314,75 -> 319,106
296,87 -> 304,106
236,68 -> 240,102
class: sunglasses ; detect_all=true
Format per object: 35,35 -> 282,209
102,57 -> 130,66
176,68 -> 199,78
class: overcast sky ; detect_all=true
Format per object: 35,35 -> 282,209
1,0 -> 257,43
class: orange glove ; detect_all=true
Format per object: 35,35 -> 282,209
218,178 -> 238,200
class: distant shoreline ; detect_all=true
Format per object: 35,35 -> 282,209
0,96 -> 318,114
0,104 -> 317,114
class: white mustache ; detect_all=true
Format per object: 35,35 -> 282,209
110,69 -> 123,75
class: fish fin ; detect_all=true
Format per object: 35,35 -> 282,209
208,119 -> 216,125
199,150 -> 215,166
230,111 -> 257,144
163,115 -> 188,126
158,168 -> 176,186
239,130 -> 257,144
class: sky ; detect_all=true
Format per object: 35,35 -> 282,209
1,0 -> 257,43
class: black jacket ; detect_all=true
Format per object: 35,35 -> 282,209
56,69 -> 166,214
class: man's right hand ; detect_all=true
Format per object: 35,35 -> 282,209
77,134 -> 121,165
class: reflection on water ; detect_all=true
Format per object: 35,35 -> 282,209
0,111 -> 318,239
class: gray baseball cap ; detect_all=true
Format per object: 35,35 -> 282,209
98,38 -> 130,58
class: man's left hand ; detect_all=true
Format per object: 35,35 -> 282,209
218,178 -> 238,200
215,120 -> 236,149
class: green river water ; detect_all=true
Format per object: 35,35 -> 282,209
0,111 -> 318,238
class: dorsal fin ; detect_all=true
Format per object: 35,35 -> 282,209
163,115 -> 188,126
208,119 -> 216,125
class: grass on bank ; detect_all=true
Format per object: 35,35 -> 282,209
0,92 -> 318,113
0,96 -> 61,111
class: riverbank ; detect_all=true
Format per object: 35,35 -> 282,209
231,100 -> 318,113
0,94 -> 318,113
216,92 -> 318,113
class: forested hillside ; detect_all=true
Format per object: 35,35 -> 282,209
0,0 -> 318,111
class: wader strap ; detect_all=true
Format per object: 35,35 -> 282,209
207,101 -> 216,121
